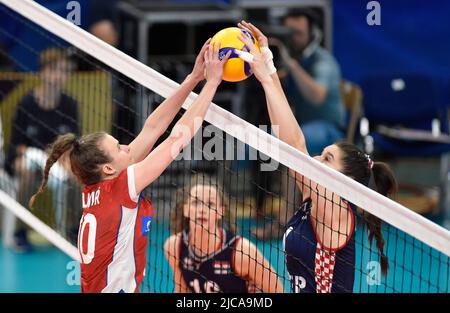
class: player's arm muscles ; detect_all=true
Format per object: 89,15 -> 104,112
128,40 -> 211,164
263,73 -> 308,155
233,237 -> 284,293
128,75 -> 200,163
132,80 -> 218,195
263,75 -> 312,198
266,70 -> 350,245
164,234 -> 190,293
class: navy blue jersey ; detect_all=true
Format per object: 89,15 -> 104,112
283,199 -> 356,293
179,229 -> 248,293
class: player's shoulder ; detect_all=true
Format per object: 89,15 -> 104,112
223,229 -> 240,246
109,166 -> 133,189
234,236 -> 259,257
164,232 -> 182,248
96,166 -> 138,208
164,233 -> 182,261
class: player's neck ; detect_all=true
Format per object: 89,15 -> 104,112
190,226 -> 222,256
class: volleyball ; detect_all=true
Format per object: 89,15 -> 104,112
211,27 -> 260,82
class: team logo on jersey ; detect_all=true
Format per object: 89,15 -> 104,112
142,216 -> 152,236
213,261 -> 231,275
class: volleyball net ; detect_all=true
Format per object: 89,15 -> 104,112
0,0 -> 448,293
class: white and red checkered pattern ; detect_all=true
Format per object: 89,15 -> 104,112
314,243 -> 336,293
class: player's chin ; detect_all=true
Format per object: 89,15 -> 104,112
192,218 -> 210,229
197,218 -> 209,224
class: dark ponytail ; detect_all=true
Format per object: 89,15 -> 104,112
367,162 -> 397,276
336,141 -> 397,276
29,133 -> 78,209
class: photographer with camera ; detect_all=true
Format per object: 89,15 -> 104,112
273,9 -> 345,157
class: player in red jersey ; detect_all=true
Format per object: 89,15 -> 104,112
29,40 -> 232,293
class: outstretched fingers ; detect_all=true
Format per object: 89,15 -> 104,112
198,38 -> 211,57
213,41 -> 220,59
241,20 -> 258,35
221,50 -> 232,64
237,22 -> 251,34
205,42 -> 213,63
237,33 -> 258,54
239,20 -> 268,47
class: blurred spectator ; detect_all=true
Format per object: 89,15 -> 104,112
83,0 -> 135,144
0,0 -> 118,70
5,48 -> 80,251
87,0 -> 119,47
275,8 -> 345,156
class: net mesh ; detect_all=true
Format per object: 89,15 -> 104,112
0,1 -> 449,293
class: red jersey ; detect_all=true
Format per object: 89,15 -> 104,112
77,165 -> 154,293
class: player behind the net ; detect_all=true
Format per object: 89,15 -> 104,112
164,174 -> 284,293
236,21 -> 397,293
29,40 -> 232,293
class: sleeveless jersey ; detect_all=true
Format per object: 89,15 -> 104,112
283,199 -> 355,293
179,228 -> 248,293
78,165 -> 154,293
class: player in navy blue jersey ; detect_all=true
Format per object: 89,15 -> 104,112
237,21 -> 397,293
164,174 -> 284,293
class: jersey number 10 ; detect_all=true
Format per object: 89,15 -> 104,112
78,213 -> 97,264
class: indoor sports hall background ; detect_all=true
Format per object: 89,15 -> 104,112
0,0 -> 449,293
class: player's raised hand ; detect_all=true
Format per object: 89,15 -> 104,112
238,20 -> 268,48
191,38 -> 211,82
204,42 -> 231,86
237,21 -> 277,76
236,32 -> 272,84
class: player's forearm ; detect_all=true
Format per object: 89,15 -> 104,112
143,74 -> 200,136
128,76 -> 201,162
287,60 -> 326,105
261,79 -> 307,153
168,80 -> 218,151
267,72 -> 291,135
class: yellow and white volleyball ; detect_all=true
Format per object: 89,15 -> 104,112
211,27 -> 260,82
